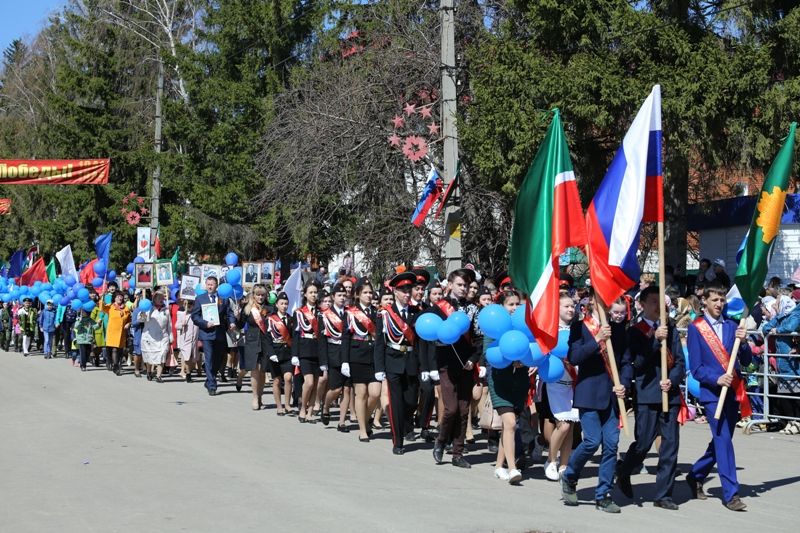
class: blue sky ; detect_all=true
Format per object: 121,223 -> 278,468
1,0 -> 65,54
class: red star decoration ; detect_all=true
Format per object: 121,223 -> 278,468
403,102 -> 416,116
402,135 -> 428,163
417,89 -> 430,102
419,106 -> 433,119
427,122 -> 440,136
388,133 -> 402,147
391,115 -> 405,129
126,211 -> 141,225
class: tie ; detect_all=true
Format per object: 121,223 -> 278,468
401,308 -> 407,321
211,295 -> 216,305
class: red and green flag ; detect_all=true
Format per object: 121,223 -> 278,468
735,122 -> 797,309
510,110 -> 587,351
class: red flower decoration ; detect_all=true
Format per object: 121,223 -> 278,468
127,191 -> 137,199
137,197 -> 145,206
126,211 -> 141,225
391,115 -> 405,129
388,133 -> 402,147
122,196 -> 129,205
402,135 -> 428,163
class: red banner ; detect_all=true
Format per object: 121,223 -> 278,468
0,159 -> 110,185
0,198 -> 10,215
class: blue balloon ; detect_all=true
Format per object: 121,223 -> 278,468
511,303 -> 529,330
416,313 -> 443,341
93,260 -> 106,276
33,281 -> 42,288
31,286 -> 42,297
38,291 -> 51,304
226,268 -> 242,285
225,252 -> 239,266
499,330 -> 530,360
60,295 -> 71,306
485,346 -> 512,369
528,342 -> 548,368
71,298 -> 82,311
42,283 -> 52,291
107,270 -> 117,282
449,310 -> 471,335
77,288 -> 90,302
195,283 -> 207,296
218,283 -> 233,299
1,293 -> 10,303
63,274 -> 76,286
129,278 -> 136,290
232,283 -> 244,299
134,256 -> 145,264
550,329 -> 570,359
687,374 -> 700,398
138,298 -> 153,312
437,320 -> 462,345
126,262 -> 135,275
477,304 -> 513,340
81,301 -> 96,313
539,356 -> 565,383
91,277 -> 104,288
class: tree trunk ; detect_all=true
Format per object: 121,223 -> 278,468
664,154 -> 689,272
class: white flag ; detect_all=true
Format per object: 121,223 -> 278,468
137,227 -> 151,261
284,267 -> 303,315
55,245 -> 78,280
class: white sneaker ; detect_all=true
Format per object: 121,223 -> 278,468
508,468 -> 522,484
545,461 -> 559,481
558,465 -> 567,478
494,467 -> 510,481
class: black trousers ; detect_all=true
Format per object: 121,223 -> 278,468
418,377 -> 436,429
618,403 -> 681,501
386,372 -> 419,448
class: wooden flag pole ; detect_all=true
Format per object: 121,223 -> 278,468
657,221 -> 669,413
714,308 -> 749,420
596,301 -> 630,437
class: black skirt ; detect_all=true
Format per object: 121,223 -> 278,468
350,361 -> 376,384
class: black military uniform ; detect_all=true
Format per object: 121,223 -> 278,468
342,279 -> 378,384
617,316 -> 686,508
374,272 -> 423,455
266,307 -> 294,377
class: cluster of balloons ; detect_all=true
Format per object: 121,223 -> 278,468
477,303 -> 566,382
415,310 -> 471,345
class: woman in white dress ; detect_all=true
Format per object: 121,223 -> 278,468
544,292 -> 580,481
139,291 -> 173,383
176,299 -> 199,382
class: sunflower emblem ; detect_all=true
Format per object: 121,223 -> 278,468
756,185 -> 787,243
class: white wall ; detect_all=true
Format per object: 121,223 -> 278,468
699,224 -> 800,283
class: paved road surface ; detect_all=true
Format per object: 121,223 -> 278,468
1,350 -> 797,532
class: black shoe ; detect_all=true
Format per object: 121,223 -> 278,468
321,412 -> 331,426
420,429 -> 435,442
208,389 -> 217,396
366,429 -> 374,437
337,424 -> 350,433
392,446 -> 405,455
114,367 -> 122,376
617,472 -> 633,499
147,373 -> 153,381
156,376 -> 164,383
560,476 -> 578,506
596,497 -> 621,513
686,475 -> 707,500
488,441 -> 499,454
725,496 -> 747,512
186,374 -> 192,383
235,383 -> 242,392
654,499 -> 679,510
228,367 -> 236,379
404,431 -> 416,442
433,443 -> 444,464
451,456 -> 471,469
219,373 -> 228,383
359,436 -> 370,443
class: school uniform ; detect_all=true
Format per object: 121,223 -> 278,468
342,303 -> 378,384
319,304 -> 349,389
266,311 -> 294,376
292,305 -> 320,376
687,314 -> 752,506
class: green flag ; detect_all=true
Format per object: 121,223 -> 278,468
170,247 -> 180,274
46,257 -> 57,283
735,122 -> 797,309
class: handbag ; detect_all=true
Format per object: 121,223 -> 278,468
479,394 -> 503,431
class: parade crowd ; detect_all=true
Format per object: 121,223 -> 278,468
2,257 -> 798,514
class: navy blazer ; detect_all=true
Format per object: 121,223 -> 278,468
191,292 -> 236,341
687,316 -> 753,405
567,321 -> 627,411
620,319 -> 685,405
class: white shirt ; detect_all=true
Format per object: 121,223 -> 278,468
704,312 -> 724,339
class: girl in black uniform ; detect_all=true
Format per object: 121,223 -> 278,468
267,292 -> 294,416
292,281 -> 321,423
343,279 -> 381,441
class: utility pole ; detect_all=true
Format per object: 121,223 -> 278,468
440,0 -> 462,273
149,59 -> 164,260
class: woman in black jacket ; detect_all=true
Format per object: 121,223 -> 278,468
237,285 -> 274,411
267,292 -> 294,416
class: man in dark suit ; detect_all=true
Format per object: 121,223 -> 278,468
686,282 -> 752,512
560,293 -> 627,513
617,286 -> 686,510
191,276 -> 236,396
374,272 -> 422,455
425,268 -> 480,469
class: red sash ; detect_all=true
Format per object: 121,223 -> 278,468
632,320 -> 690,425
299,306 -> 318,336
384,305 -> 415,344
268,314 -> 292,346
435,299 -> 455,317
583,316 -> 614,380
347,305 -> 375,336
321,307 -> 344,337
251,306 -> 267,335
693,318 -> 752,418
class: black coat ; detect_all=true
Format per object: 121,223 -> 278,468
374,303 -> 421,375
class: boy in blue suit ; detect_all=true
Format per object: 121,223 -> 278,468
191,276 -> 237,396
686,282 -> 752,511
560,294 -> 627,514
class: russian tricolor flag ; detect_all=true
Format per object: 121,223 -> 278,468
586,85 -> 663,306
411,166 -> 443,227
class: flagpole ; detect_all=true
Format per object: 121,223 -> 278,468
596,300 -> 630,437
714,308 -> 749,420
657,221 -> 669,412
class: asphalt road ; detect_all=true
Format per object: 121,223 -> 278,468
1,349 -> 797,533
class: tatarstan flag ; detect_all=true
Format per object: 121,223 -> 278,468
509,110 -> 587,351
736,122 -> 797,309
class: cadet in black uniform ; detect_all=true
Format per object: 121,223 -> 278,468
374,272 -> 423,455
617,285 -> 686,510
267,292 -> 295,416
319,283 -> 352,432
292,281 -> 322,423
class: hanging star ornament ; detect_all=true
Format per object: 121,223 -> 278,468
419,106 -> 433,119
391,115 -> 405,129
402,136 -> 428,162
388,133 -> 402,147
427,122 -> 440,136
403,102 -> 416,116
